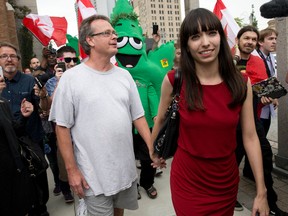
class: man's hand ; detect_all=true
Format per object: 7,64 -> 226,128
67,167 -> 90,198
20,98 -> 34,117
260,96 -> 274,106
150,151 -> 166,169
54,64 -> 64,81
42,47 -> 50,58
33,84 -> 48,98
152,32 -> 160,44
272,98 -> 279,109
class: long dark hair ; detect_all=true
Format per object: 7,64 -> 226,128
180,8 -> 247,110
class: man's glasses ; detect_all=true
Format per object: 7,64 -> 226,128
60,57 -> 79,63
0,54 -> 19,61
90,30 -> 118,37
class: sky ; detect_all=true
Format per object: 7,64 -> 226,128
36,0 -> 272,37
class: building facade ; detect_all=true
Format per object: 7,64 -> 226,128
132,0 -> 182,43
0,1 -> 20,49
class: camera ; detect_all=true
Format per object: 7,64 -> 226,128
35,73 -> 49,89
57,62 -> 66,72
153,24 -> 159,35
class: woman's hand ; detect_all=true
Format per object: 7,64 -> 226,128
150,151 -> 166,169
20,98 -> 34,117
251,193 -> 269,216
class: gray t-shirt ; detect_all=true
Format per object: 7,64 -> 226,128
49,63 -> 144,196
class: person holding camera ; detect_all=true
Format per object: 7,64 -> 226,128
42,46 -> 78,204
41,46 -> 57,79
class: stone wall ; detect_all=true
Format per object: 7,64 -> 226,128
275,17 -> 288,175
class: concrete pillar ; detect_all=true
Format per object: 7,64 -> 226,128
184,0 -> 199,15
0,0 -> 10,42
274,17 -> 288,176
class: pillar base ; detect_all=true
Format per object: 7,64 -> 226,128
274,154 -> 288,177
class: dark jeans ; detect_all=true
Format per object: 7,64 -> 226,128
235,120 -> 278,210
133,129 -> 156,190
45,133 -> 71,195
60,179 -> 72,195
260,117 -> 271,136
45,132 -> 60,187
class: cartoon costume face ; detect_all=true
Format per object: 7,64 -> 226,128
110,0 -> 175,128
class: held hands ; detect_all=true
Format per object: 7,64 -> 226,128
150,151 -> 166,169
20,98 -> 34,117
67,167 -> 89,198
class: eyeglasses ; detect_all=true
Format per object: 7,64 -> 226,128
0,54 -> 19,61
60,57 -> 79,63
90,30 -> 118,37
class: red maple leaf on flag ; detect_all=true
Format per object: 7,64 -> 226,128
23,14 -> 67,47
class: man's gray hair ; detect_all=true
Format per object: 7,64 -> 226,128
0,41 -> 21,59
79,15 -> 110,55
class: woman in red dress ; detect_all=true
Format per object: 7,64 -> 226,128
152,8 -> 269,216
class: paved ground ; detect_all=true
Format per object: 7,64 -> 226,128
46,116 -> 288,215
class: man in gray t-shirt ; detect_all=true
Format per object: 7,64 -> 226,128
49,15 -> 163,216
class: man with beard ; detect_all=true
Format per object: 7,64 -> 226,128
30,57 -> 41,72
233,26 -> 288,216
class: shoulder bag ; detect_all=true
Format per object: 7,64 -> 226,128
154,69 -> 182,159
18,136 -> 49,177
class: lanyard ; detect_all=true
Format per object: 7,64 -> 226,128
257,49 -> 274,77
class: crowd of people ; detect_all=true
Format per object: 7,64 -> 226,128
0,5 -> 287,216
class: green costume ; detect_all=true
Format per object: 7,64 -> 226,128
110,0 -> 175,128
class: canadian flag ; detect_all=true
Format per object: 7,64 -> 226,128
213,0 -> 266,84
22,14 -> 67,47
77,0 -> 97,59
213,0 -> 240,49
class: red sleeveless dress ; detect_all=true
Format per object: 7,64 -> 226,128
168,71 -> 243,216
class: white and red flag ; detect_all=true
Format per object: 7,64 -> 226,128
213,0 -> 240,48
214,0 -> 266,84
77,0 -> 97,59
22,14 -> 67,47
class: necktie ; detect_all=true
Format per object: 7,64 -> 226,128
266,55 -> 275,76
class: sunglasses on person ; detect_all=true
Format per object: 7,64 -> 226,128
58,57 -> 79,63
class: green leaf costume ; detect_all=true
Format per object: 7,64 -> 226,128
110,0 -> 175,129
